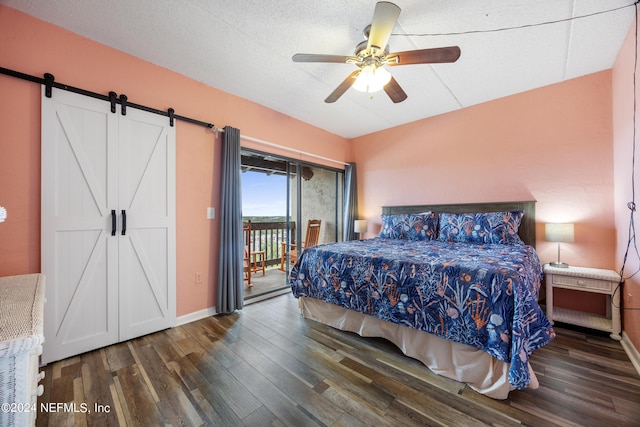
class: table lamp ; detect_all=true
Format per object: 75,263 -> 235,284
545,223 -> 574,268
354,219 -> 368,239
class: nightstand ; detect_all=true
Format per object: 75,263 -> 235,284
544,265 -> 622,340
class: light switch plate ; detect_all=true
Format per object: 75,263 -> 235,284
207,207 -> 215,219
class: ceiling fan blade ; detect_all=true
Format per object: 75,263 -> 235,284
387,46 -> 461,66
367,2 -> 401,54
325,70 -> 360,103
383,76 -> 407,103
293,53 -> 356,64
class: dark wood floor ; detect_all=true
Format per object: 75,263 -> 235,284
36,293 -> 640,426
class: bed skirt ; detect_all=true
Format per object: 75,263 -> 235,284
297,296 -> 538,399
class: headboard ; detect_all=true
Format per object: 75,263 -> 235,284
382,200 -> 536,248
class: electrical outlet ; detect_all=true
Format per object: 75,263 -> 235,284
195,272 -> 202,284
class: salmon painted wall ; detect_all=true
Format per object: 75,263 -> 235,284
352,71 -> 615,314
613,11 -> 640,352
0,6 -> 349,317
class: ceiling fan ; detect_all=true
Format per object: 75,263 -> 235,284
292,1 -> 461,104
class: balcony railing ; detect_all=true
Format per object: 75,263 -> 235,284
244,220 -> 295,269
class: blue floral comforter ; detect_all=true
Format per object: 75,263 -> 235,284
289,237 -> 555,389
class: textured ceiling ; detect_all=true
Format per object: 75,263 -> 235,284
1,0 -> 636,138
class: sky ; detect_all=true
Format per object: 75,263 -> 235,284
241,170 -> 287,217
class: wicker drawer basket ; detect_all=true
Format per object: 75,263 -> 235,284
0,274 -> 45,426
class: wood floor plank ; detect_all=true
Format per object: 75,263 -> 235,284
108,380 -> 129,427
318,378 -> 392,427
461,387 -> 560,427
392,395 -> 490,427
509,382 -> 636,427
79,350 -> 120,426
50,373 -> 74,404
145,329 -> 186,364
126,341 -> 160,404
208,313 -> 244,343
179,320 -> 220,350
232,322 -> 325,388
274,336 -> 397,411
45,408 -> 76,427
169,330 -> 206,356
111,374 -> 135,425
114,364 -> 165,427
235,314 -> 388,407
228,361 -> 323,426
338,355 -> 520,427
133,342 -> 204,426
541,359 -> 640,401
104,341 -> 136,372
186,350 -> 262,420
172,354 -> 239,426
241,405 -> 285,427
228,336 -> 344,426
612,394 -> 640,419
71,376 -> 87,427
35,293 -> 640,427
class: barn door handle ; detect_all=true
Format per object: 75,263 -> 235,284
121,210 -> 127,235
111,210 -> 116,236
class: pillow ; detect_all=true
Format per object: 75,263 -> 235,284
379,212 -> 439,241
438,210 -> 525,245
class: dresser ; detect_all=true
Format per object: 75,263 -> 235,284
544,265 -> 622,340
0,274 -> 46,426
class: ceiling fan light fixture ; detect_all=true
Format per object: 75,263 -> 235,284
352,65 -> 391,93
293,2 -> 459,103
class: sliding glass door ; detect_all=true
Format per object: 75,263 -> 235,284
241,149 -> 344,301
286,162 -> 344,271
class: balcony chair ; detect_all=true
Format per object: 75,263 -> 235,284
243,220 -> 266,285
251,248 -> 266,276
280,219 -> 321,271
243,222 -> 252,287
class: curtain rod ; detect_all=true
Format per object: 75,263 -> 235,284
0,66 -> 215,129
217,127 -> 349,166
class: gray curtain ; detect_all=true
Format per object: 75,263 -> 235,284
216,126 -> 244,313
342,162 -> 358,241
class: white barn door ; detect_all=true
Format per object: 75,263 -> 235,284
117,107 -> 176,341
41,88 -> 176,364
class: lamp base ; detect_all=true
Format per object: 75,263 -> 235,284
549,261 -> 569,268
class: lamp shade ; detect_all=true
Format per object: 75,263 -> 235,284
354,219 -> 368,234
545,223 -> 574,243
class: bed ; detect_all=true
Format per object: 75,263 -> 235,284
289,201 -> 555,399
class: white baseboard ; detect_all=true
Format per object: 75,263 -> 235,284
621,332 -> 640,376
175,306 -> 217,326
